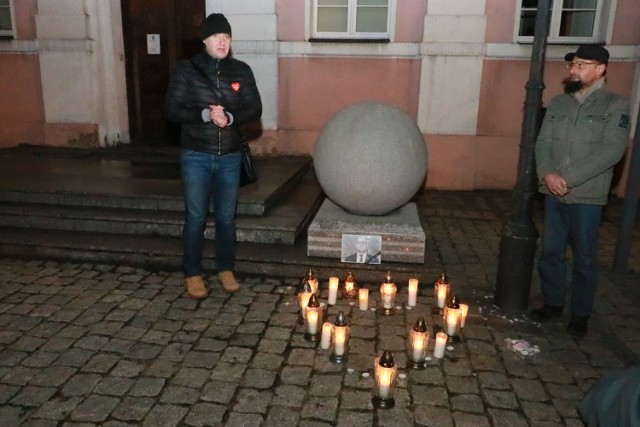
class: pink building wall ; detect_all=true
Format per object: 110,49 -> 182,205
0,0 -> 44,148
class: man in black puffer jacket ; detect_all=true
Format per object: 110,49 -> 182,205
165,13 -> 262,298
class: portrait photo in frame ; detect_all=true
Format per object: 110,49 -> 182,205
341,234 -> 382,264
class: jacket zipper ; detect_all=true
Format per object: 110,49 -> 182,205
216,59 -> 222,155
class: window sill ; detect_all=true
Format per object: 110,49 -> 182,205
309,38 -> 390,44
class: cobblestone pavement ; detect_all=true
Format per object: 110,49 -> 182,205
1,191 -> 639,426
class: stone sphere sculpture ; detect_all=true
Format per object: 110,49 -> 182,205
313,102 -> 427,215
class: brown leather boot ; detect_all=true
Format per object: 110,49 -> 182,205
184,276 -> 208,299
218,271 -> 240,293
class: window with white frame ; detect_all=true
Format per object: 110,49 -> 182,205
516,0 -> 614,44
312,0 -> 395,41
0,0 -> 14,37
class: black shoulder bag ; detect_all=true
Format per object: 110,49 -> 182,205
190,59 -> 258,187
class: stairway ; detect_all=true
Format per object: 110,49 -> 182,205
0,145 -> 436,282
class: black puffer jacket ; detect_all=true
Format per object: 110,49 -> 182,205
165,51 -> 262,154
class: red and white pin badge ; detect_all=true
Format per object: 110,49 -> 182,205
231,82 -> 240,92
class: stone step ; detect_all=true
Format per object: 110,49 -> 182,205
0,155 -> 312,216
0,171 -> 323,245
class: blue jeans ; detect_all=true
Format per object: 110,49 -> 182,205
181,149 -> 241,277
538,195 -> 602,317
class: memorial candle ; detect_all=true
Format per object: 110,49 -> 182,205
407,278 -> 418,307
434,332 -> 447,358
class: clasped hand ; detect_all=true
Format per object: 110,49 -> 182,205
209,105 -> 228,127
544,173 -> 570,197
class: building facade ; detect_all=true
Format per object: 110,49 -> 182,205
1,0 -> 638,191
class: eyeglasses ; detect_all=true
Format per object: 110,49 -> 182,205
566,61 -> 600,70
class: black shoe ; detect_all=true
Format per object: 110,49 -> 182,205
530,304 -> 564,322
567,315 -> 589,336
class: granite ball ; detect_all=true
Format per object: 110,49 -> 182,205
313,102 -> 427,215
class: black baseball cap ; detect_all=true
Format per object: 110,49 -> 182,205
564,45 -> 609,65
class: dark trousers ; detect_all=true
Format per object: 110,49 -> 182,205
538,195 -> 602,317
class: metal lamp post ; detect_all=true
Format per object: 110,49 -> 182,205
494,0 -> 552,314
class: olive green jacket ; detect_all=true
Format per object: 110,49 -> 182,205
535,85 -> 630,205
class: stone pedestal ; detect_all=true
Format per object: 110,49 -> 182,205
307,200 -> 425,264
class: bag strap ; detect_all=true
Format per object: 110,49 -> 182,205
190,58 -> 228,107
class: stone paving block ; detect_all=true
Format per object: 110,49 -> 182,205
93,376 -> 134,396
21,351 -> 58,368
236,321 -> 267,335
111,396 -> 155,422
126,343 -> 163,360
230,333 -> 260,347
442,359 -> 473,377
336,410 -> 373,427
551,397 -> 580,418
481,388 -> 519,409
102,338 -> 136,354
487,408 -> 529,427
287,348 -> 316,366
535,364 -> 573,384
201,380 -> 238,404
71,394 -> 120,422
221,346 -> 253,364
444,375 -> 478,394
251,352 -> 284,370
264,406 -> 300,426
450,393 -> 485,413
409,367 -> 445,385
142,403 -> 188,426
308,374 -> 342,397
209,361 -> 246,383
81,353 -> 120,374
414,404 -> 453,427
183,402 -> 227,427
466,339 -> 498,356
233,388 -> 273,413
510,378 -> 548,401
74,335 -> 109,351
263,326 -> 293,341
195,338 -> 228,351
377,406 -> 414,427
61,373 -> 101,397
182,350 -> 219,368
40,337 -> 76,353
160,385 -> 200,405
1,366 -> 39,386
29,366 -> 77,387
411,384 -> 449,407
476,372 -> 511,390
225,412 -> 264,427
0,403 -> 26,426
241,368 -> 277,389
57,325 -> 88,339
0,383 -> 19,404
502,357 -> 538,379
521,401 -> 562,423
280,365 -> 312,385
10,385 -> 56,406
302,396 -> 338,422
142,360 -> 178,379
452,412 -> 491,427
10,335 -> 47,352
53,348 -> 93,368
110,359 -> 145,378
470,355 -> 506,372
257,338 -> 289,354
32,396 -> 83,421
271,384 -> 306,408
0,349 -> 27,366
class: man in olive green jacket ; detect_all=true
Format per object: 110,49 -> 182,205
531,45 -> 630,336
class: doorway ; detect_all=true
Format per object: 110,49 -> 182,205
121,0 -> 205,145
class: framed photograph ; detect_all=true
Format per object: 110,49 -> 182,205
341,234 -> 382,264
